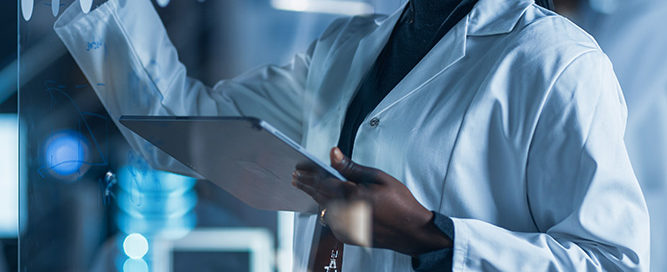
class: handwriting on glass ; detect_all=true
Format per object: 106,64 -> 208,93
86,41 -> 103,51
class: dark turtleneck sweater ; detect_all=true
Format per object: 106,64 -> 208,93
335,0 -> 478,271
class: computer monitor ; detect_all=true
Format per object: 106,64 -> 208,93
151,228 -> 274,272
0,114 -> 18,238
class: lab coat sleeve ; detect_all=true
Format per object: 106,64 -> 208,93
449,51 -> 650,271
53,0 -> 314,176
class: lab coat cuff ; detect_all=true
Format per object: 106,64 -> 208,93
449,217 -> 471,272
411,212 -> 455,271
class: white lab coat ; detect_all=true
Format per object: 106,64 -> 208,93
54,0 -> 649,271
574,1 -> 667,271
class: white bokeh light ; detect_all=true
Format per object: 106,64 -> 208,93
156,0 -> 170,7
123,233 -> 149,259
80,0 -> 93,14
21,0 -> 33,21
52,0 -> 60,17
0,115 -> 18,237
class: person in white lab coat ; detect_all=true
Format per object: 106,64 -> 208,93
54,0 -> 649,271
554,0 -> 667,271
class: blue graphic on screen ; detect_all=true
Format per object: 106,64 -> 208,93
43,130 -> 88,176
39,80 -> 110,181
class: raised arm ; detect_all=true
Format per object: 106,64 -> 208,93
54,0 -> 314,176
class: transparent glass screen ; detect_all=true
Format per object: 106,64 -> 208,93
18,0 -> 405,271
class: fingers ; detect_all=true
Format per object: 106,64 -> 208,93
292,170 -> 354,204
330,147 -> 381,184
295,162 -> 325,173
293,170 -> 338,192
292,177 -> 326,203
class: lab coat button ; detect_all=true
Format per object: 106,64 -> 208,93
369,117 -> 380,127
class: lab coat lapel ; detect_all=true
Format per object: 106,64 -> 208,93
303,3 -> 404,159
366,0 -> 533,117
335,3 -> 406,113
368,15 -> 469,118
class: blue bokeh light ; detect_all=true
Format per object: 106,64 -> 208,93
43,130 -> 88,176
123,233 -> 149,259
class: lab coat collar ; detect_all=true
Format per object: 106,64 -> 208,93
373,1 -> 408,26
334,3 -> 406,116
467,0 -> 534,36
337,0 -> 533,121
374,0 -> 533,36
364,13 -> 467,118
360,0 -> 533,118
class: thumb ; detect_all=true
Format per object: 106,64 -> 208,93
330,147 -> 380,184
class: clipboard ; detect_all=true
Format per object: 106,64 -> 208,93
120,116 -> 345,213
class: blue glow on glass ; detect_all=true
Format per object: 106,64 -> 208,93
117,189 -> 198,218
122,258 -> 148,272
44,131 -> 87,176
116,210 -> 197,240
117,165 -> 197,194
115,161 -> 198,240
123,233 -> 149,259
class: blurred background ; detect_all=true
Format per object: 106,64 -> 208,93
1,0 -> 665,271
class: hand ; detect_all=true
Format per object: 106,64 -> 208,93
292,147 -> 452,256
